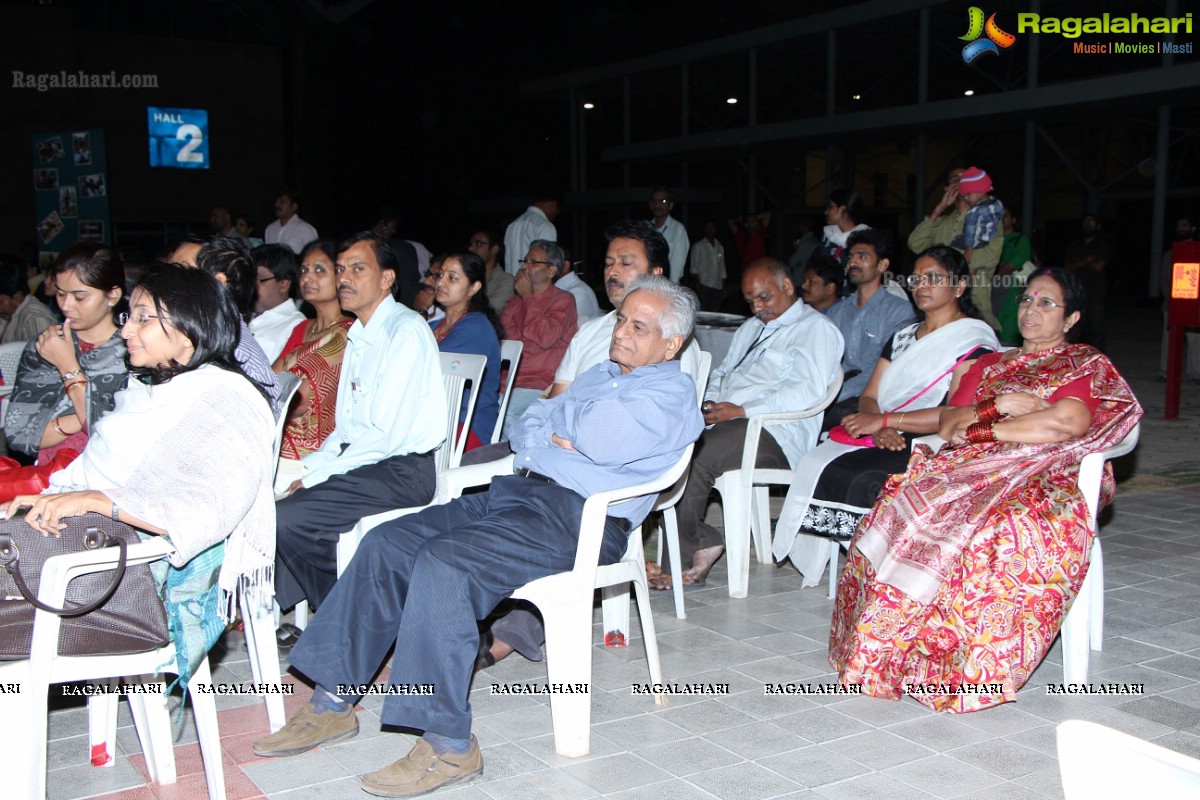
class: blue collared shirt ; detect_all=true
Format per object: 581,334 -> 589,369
511,360 -> 703,524
826,288 -> 916,402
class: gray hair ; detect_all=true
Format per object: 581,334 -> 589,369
624,274 -> 698,341
527,239 -> 565,273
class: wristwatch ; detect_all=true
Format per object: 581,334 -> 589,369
62,368 -> 82,382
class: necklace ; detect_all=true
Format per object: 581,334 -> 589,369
436,310 -> 467,343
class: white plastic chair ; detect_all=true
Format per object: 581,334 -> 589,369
0,339 -> 28,421
294,353 -> 484,628
446,446 -> 695,758
0,537 -> 227,800
714,370 -> 843,599
1060,422 -> 1140,684
491,339 -> 524,444
1057,719 -> 1200,799
652,350 -> 712,620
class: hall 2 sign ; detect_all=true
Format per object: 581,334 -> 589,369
147,107 -> 209,169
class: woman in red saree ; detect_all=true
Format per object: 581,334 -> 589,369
274,240 -> 353,460
830,267 -> 1142,712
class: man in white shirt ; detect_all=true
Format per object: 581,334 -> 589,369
264,188 -> 319,255
274,232 -> 448,617
690,220 -> 726,310
649,185 -> 690,284
503,192 -> 560,275
554,246 -> 601,324
249,244 -> 306,362
665,257 -> 843,588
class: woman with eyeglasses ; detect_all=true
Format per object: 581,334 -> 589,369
430,252 -> 502,450
828,264 -> 1141,713
5,243 -> 129,466
774,246 -> 998,579
6,264 -> 275,683
273,239 -> 353,460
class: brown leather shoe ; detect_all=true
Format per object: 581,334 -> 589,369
361,736 -> 483,797
252,702 -> 358,758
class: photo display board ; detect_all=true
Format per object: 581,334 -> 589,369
31,128 -> 111,267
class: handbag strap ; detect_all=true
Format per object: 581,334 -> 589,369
890,349 -> 977,413
0,526 -> 129,617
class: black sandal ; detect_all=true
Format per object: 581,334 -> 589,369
475,629 -> 496,672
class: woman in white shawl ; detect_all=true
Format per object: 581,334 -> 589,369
7,264 -> 275,680
773,247 -> 998,586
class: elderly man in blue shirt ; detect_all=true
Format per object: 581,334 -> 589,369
823,228 -> 916,429
254,275 -> 704,797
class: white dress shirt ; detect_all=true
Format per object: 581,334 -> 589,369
249,300 -> 306,363
300,295 -> 447,487
706,301 -> 844,466
264,214 -> 319,255
555,271 -> 601,325
654,216 -> 691,284
554,310 -> 704,386
503,206 -> 557,275
690,237 -> 726,290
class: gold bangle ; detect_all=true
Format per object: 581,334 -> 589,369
52,416 -> 68,437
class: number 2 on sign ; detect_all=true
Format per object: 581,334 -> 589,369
176,124 -> 204,164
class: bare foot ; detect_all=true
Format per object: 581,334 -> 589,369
489,638 -> 515,663
682,544 -> 724,584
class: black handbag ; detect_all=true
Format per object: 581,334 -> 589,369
0,512 -> 169,660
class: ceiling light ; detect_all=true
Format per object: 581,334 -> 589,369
964,89 -> 975,97
583,102 -> 594,109
852,94 -> 862,101
726,97 -> 738,104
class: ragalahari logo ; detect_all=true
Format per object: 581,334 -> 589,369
960,7 -> 1017,63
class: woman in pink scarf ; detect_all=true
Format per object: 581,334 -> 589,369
831,267 -> 1141,712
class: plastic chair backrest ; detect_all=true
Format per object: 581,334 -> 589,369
492,339 -> 524,444
1057,719 -> 1200,799
439,352 -> 486,470
0,340 -> 25,387
271,373 -> 302,481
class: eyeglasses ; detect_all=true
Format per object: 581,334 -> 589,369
649,198 -> 671,205
117,312 -> 165,326
905,273 -> 954,289
424,270 -> 444,281
519,258 -> 554,268
257,276 -> 280,284
468,239 -> 490,248
1017,295 -> 1063,311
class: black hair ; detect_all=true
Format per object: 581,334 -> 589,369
829,188 -> 866,226
470,225 -> 504,264
804,254 -> 844,291
915,246 -> 980,319
533,188 -> 564,206
127,263 -> 269,403
253,243 -> 299,299
299,238 -> 339,268
197,235 -> 256,322
650,184 -> 674,202
604,219 -> 670,274
846,227 -> 893,265
1027,266 -> 1087,342
441,251 -> 505,340
338,231 -> 402,299
54,241 -> 128,324
275,187 -> 300,207
0,253 -> 27,298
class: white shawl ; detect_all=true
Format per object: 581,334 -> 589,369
49,364 -> 276,611
772,318 -> 998,584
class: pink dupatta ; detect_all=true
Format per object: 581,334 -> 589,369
853,344 -> 1141,604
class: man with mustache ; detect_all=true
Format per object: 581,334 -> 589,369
272,231 -> 448,638
661,257 -> 843,589
823,228 -> 916,430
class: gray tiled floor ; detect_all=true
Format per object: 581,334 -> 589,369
41,483 -> 1200,799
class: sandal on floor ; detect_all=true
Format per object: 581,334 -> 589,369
647,571 -> 673,592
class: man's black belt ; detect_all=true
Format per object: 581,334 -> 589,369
513,468 -> 632,533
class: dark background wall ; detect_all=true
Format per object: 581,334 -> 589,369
2,1 -> 286,257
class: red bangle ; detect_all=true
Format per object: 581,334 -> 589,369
975,396 -> 1003,423
64,378 -> 89,394
966,421 -> 996,444
882,412 -> 890,429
